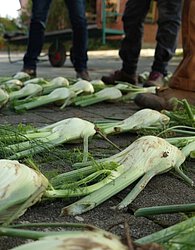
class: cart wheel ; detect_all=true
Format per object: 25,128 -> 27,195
70,46 -> 74,65
48,42 -> 66,67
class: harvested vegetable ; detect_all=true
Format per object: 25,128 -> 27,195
14,87 -> 75,110
74,87 -> 122,107
61,135 -> 193,215
161,99 -> 195,127
13,72 -> 31,81
135,203 -> 195,217
9,83 -> 43,101
23,77 -> 48,86
69,80 -> 94,95
0,79 -> 23,91
45,160 -> 119,198
136,216 -> 195,250
9,231 -> 128,250
115,82 -> 156,100
138,71 -> 150,83
0,76 -> 12,83
42,76 -> 69,94
0,159 -> 48,225
3,117 -> 96,161
90,79 -> 105,86
96,108 -> 170,135
0,88 -> 9,108
137,71 -> 172,85
0,223 -> 164,250
90,79 -> 105,91
0,224 -> 128,250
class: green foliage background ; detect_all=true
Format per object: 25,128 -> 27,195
0,0 -> 120,50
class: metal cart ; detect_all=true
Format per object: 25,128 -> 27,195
96,0 -> 126,44
3,24 -> 101,67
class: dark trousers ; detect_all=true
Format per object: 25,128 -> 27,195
23,0 -> 88,72
119,0 -> 182,76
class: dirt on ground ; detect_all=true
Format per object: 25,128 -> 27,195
0,101 -> 195,250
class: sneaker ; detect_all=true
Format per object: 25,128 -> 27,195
21,68 -> 37,78
101,70 -> 137,85
76,70 -> 91,81
143,71 -> 164,87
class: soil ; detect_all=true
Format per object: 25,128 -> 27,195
0,101 -> 195,250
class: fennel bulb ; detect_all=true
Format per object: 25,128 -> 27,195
90,79 -> 105,86
0,159 -> 48,225
42,77 -> 69,94
2,79 -> 23,91
97,108 -> 170,135
10,229 -> 128,250
5,117 -> 96,161
9,83 -> 43,101
0,88 -> 9,108
23,78 -> 48,85
13,72 -> 31,81
49,76 -> 69,86
90,79 -> 105,91
74,87 -> 122,107
14,87 -> 75,111
61,135 -> 188,215
69,80 -> 94,95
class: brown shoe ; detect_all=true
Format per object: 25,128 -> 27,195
76,70 -> 91,81
101,70 -> 137,85
134,87 -> 195,111
134,92 -> 173,111
143,71 -> 164,87
21,68 -> 37,78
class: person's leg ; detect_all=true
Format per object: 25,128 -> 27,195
144,0 -> 182,87
152,0 -> 182,76
65,0 -> 89,79
101,0 -> 151,84
135,0 -> 195,111
120,0 -> 151,75
23,0 -> 52,72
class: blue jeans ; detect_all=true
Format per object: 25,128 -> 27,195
23,0 -> 88,72
119,0 -> 182,76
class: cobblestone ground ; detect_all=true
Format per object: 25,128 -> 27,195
0,50 -> 194,250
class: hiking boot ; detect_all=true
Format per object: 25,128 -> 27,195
101,70 -> 137,85
143,71 -> 164,87
134,87 -> 195,111
76,70 -> 91,81
21,68 -> 37,78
